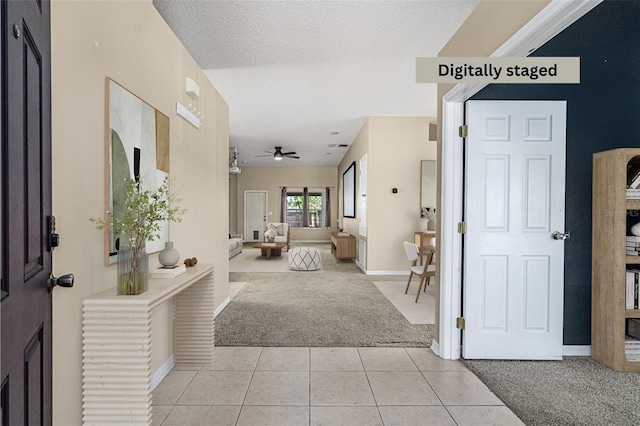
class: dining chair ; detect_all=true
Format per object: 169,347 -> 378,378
402,241 -> 436,303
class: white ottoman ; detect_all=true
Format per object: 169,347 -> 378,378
288,246 -> 322,271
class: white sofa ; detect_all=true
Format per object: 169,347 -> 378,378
229,234 -> 243,259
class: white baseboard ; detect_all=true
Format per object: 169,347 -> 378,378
154,297 -> 229,391
366,270 -> 409,276
563,345 -> 591,356
151,355 -> 175,391
214,296 -> 231,318
355,260 -> 366,273
430,340 -> 440,357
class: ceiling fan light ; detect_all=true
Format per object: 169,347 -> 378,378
274,153 -> 283,160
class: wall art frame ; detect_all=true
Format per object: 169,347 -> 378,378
103,78 -> 170,265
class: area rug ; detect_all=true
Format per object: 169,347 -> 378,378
372,280 -> 436,324
215,271 -> 434,347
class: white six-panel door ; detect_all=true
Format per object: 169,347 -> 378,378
463,100 -> 567,360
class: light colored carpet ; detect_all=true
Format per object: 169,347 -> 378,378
229,247 -> 323,273
372,281 -> 436,324
463,357 -> 640,425
219,244 -> 433,347
216,272 -> 433,347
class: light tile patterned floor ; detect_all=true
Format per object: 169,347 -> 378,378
152,347 -> 524,426
372,281 -> 436,324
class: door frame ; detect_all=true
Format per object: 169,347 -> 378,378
436,0 -> 602,360
244,190 -> 268,242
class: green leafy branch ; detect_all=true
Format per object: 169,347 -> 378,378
90,176 -> 186,252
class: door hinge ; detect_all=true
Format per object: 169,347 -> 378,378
456,317 -> 465,330
457,221 -> 467,234
459,125 -> 468,138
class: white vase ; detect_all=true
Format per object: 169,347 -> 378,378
427,219 -> 436,231
631,222 -> 640,237
159,241 -> 180,267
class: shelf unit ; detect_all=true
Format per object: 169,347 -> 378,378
331,232 -> 356,261
592,148 -> 640,372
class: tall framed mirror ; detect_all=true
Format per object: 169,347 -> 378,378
421,160 -> 436,212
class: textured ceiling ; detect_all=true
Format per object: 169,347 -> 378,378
153,0 -> 478,167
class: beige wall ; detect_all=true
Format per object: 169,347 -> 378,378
233,166 -> 338,241
338,119 -> 369,239
339,117 -> 436,272
51,1 -> 229,424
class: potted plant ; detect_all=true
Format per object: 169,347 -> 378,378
91,176 -> 185,295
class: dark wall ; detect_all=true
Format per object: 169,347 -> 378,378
471,0 -> 640,345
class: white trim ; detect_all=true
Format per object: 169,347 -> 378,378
563,345 -> 591,356
365,270 -> 409,276
438,0 -> 602,360
430,340 -> 441,357
151,355 -> 175,391
356,260 -> 366,273
214,296 -> 231,318
438,100 -> 465,360
492,0 -> 604,58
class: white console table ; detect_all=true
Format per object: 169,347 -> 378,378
81,263 -> 215,425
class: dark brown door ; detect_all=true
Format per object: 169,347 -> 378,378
1,0 -> 53,424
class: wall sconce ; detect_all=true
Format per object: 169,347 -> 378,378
186,77 -> 200,100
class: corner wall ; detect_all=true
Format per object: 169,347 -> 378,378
339,117 -> 436,273
51,1 -> 229,423
470,0 -> 639,345
434,0 -> 550,346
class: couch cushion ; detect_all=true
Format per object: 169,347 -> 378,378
268,223 -> 284,236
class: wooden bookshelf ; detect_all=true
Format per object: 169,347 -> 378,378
592,148 -> 640,372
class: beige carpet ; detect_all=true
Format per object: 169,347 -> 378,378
229,247 -> 323,273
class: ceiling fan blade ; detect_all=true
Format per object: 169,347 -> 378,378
281,151 -> 297,156
285,155 -> 300,159
255,154 -> 273,157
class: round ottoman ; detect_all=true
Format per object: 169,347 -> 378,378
288,246 -> 322,271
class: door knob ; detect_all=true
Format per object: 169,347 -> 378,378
48,273 -> 74,291
552,231 -> 570,240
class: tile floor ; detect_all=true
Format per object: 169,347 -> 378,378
152,346 -> 524,425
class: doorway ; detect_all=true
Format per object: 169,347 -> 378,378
244,190 -> 268,242
462,100 -> 567,360
436,0 -> 601,361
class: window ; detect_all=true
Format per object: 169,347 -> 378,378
286,188 -> 327,228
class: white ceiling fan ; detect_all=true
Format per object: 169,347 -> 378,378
256,146 -> 300,161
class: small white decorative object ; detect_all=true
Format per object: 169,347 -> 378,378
421,207 -> 436,231
631,222 -> 640,236
264,228 -> 277,243
159,241 -> 180,267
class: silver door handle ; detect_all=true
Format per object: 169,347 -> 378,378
552,231 -> 570,240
